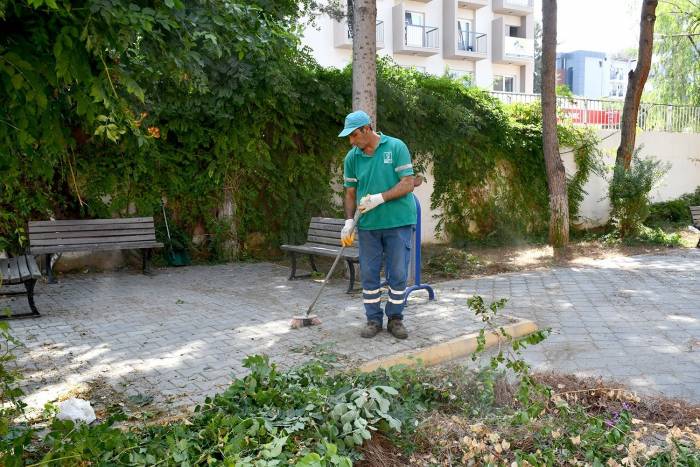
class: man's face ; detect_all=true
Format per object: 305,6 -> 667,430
348,126 -> 370,149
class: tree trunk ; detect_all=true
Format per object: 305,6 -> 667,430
541,0 -> 569,249
351,0 -> 377,125
217,185 -> 239,260
616,0 -> 658,170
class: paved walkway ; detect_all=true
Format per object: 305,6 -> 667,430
461,249 -> 700,402
2,249 -> 699,414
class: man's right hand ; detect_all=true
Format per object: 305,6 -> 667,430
340,218 -> 355,247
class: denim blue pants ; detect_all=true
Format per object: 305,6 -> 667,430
358,225 -> 413,325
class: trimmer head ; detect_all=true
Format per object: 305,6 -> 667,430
289,314 -> 322,329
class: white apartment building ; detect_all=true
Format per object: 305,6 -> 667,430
301,0 -> 535,93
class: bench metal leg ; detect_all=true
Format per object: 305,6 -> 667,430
142,249 -> 153,275
45,254 -> 57,284
309,255 -> 318,272
288,252 -> 314,280
288,252 -> 298,280
0,280 -> 40,319
346,259 -> 356,294
24,279 -> 39,317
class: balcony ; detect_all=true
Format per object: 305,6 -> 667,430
333,19 -> 385,50
444,31 -> 488,60
392,4 -> 440,56
457,0 -> 488,9
492,0 -> 534,15
492,18 -> 534,65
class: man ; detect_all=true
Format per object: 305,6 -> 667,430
338,110 -> 417,339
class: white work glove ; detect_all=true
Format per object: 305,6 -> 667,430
358,193 -> 385,214
340,218 -> 355,247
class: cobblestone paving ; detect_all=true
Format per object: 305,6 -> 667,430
3,248 -> 698,413
2,262 -> 510,412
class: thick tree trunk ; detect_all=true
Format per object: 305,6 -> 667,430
541,0 -> 569,249
351,0 -> 377,125
616,0 -> 658,170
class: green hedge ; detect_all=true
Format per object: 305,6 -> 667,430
1,1 -> 599,258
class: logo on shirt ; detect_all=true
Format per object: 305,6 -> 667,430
383,152 -> 392,164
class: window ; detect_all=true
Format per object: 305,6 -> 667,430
493,75 -> 515,92
447,69 -> 474,85
405,11 -> 425,47
401,64 -> 427,73
457,19 -> 473,51
508,25 -> 519,37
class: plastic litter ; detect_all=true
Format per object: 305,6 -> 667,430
56,397 -> 96,424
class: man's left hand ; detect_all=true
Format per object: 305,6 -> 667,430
358,194 -> 385,213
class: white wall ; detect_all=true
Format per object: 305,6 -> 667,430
566,130 -> 700,228
415,131 -> 700,242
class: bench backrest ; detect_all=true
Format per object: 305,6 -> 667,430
28,217 -> 159,254
307,217 -> 358,248
691,206 -> 700,227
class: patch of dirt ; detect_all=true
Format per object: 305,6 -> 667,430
357,433 -> 409,467
534,372 -> 700,428
384,371 -> 700,466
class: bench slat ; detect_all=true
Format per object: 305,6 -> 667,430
281,243 -> 359,260
306,235 -> 347,246
0,259 -> 11,284
30,241 -> 163,255
29,228 -> 156,240
29,217 -> 154,227
307,228 -> 342,238
7,258 -> 19,284
26,256 -> 41,278
28,223 -> 154,234
17,256 -> 31,281
30,234 -> 157,247
309,222 -> 343,232
310,217 -> 345,225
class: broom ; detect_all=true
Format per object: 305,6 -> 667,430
290,208 -> 361,329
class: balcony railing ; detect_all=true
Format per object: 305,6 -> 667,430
504,36 -> 534,59
457,31 -> 487,54
490,92 -> 700,133
404,24 -> 440,49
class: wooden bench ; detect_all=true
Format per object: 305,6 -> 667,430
0,255 -> 42,319
281,217 -> 359,293
691,206 -> 700,248
28,217 -> 164,283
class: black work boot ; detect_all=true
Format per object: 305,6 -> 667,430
387,318 -> 408,339
360,321 -> 382,338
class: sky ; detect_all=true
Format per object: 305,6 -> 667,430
535,0 -> 643,55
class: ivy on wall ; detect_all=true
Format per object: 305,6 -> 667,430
1,1 -> 599,257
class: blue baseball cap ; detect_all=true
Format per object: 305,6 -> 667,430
338,110 -> 371,137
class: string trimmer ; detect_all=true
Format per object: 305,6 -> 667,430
290,208 -> 361,329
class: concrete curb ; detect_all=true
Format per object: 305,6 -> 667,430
358,317 -> 538,373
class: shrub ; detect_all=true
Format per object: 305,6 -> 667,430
609,148 -> 670,238
645,186 -> 700,228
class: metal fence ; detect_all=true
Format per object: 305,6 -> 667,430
490,92 -> 700,133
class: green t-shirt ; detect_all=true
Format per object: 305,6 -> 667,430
343,133 -> 417,230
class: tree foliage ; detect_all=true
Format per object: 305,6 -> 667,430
650,0 -> 700,106
0,0 -> 346,255
1,2 -> 599,257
